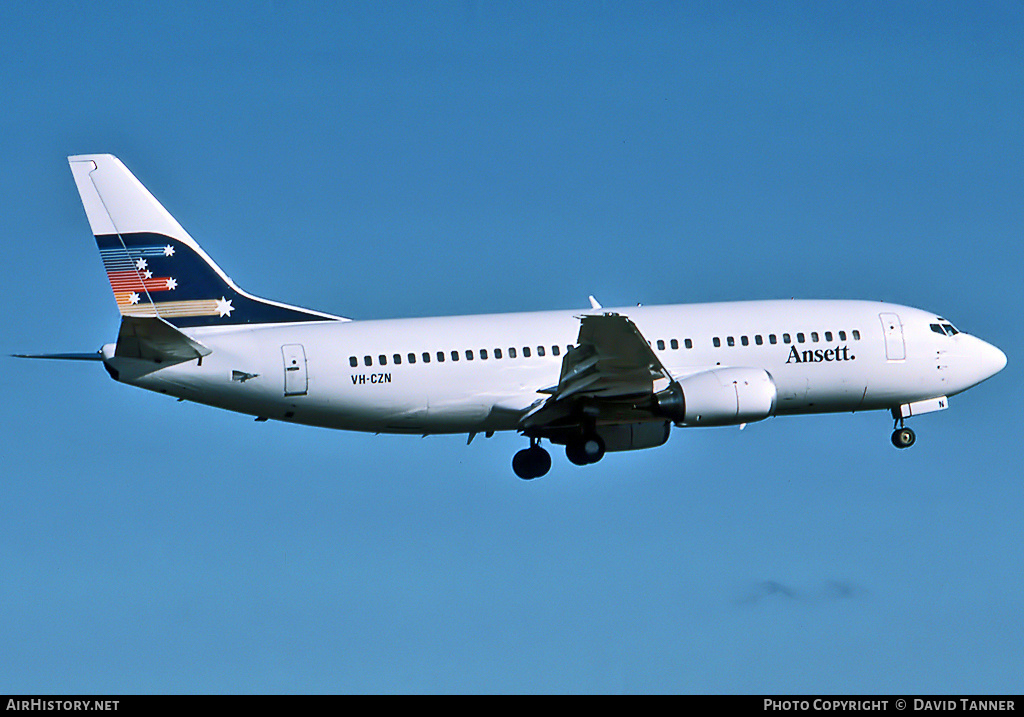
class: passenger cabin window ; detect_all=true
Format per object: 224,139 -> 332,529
437,351 -> 445,363
825,331 -> 833,341
727,336 -> 735,347
670,339 -> 679,349
349,356 -> 358,367
537,346 -> 545,356
523,347 -> 531,357
684,338 -> 693,349
466,350 -> 474,360
408,353 -> 416,364
811,332 -> 819,342
741,336 -> 749,346
422,352 -> 431,363
713,337 -> 721,347
509,347 -> 517,358
755,335 -> 763,345
451,350 -> 459,361
495,348 -> 503,359
783,334 -> 791,344
393,354 -> 401,365
551,345 -> 559,356
480,349 -> 488,359
364,356 -> 372,367
657,339 -> 665,350
839,331 -> 847,341
379,355 -> 387,366
797,333 -> 805,343
852,330 -> 861,340
769,334 -> 777,344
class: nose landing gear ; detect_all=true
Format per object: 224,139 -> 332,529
891,418 -> 916,449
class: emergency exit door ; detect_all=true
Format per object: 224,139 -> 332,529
282,344 -> 308,396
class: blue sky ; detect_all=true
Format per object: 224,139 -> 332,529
1,2 -> 1022,693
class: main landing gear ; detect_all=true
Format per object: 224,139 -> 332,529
891,419 -> 916,449
512,432 -> 607,479
565,433 -> 605,466
512,438 -> 551,480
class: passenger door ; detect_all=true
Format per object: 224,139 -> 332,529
282,344 -> 308,396
879,313 -> 905,361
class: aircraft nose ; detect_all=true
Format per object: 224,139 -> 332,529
947,335 -> 1007,394
977,339 -> 1007,379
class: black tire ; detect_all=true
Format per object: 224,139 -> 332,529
513,446 -> 551,479
566,440 -> 589,466
891,427 -> 916,449
566,434 -> 605,465
528,445 -> 551,478
513,449 -> 535,479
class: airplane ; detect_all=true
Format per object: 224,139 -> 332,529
15,154 -> 1007,479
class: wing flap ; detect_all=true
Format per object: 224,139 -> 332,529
521,312 -> 673,432
555,313 -> 670,400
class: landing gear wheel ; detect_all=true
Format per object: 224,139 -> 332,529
891,427 -> 916,449
565,441 -> 589,466
512,445 -> 551,479
566,434 -> 605,465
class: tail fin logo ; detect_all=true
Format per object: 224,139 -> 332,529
101,243 -> 180,312
97,235 -> 239,320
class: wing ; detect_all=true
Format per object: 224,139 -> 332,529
521,313 -> 672,433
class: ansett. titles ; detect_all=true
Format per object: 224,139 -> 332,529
785,345 -> 855,364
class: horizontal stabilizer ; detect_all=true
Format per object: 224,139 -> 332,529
114,315 -> 211,363
12,352 -> 102,361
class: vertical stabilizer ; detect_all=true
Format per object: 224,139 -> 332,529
68,155 -> 346,328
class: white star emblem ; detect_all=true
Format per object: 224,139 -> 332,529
128,292 -> 140,305
163,245 -> 175,257
143,270 -> 153,279
135,258 -> 148,271
215,297 -> 234,317
166,278 -> 177,290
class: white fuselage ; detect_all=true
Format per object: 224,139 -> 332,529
102,299 -> 1006,436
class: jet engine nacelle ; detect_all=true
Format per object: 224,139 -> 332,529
655,367 -> 777,427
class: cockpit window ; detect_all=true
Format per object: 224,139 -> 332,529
942,323 -> 959,336
930,324 -> 946,336
932,322 -> 960,336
